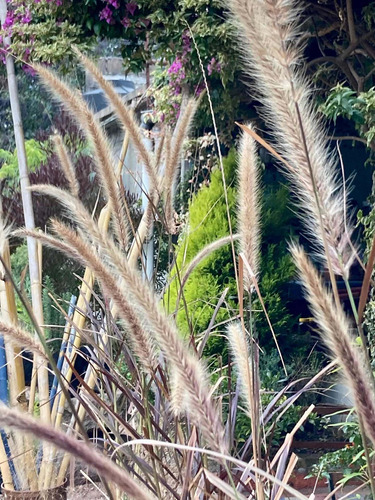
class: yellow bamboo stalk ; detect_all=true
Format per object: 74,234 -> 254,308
27,238 -> 43,417
47,133 -> 130,488
0,435 -> 14,490
57,159 -> 159,485
52,134 -> 129,431
0,242 -> 38,490
0,243 -> 25,404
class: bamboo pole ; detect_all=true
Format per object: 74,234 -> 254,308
0,242 -> 38,491
0,243 -> 25,405
0,433 -> 15,490
45,134 -> 129,487
0,0 -> 51,488
49,295 -> 77,408
51,134 -> 129,428
57,136 -> 160,483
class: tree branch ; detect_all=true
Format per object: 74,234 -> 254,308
346,0 -> 357,43
328,135 -> 368,146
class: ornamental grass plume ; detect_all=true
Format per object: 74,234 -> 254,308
228,0 -> 354,277
0,321 -> 47,361
19,59 -> 227,454
291,244 -> 375,448
163,98 -> 198,233
227,322 -> 252,417
51,134 -> 79,198
73,48 -> 159,194
237,125 -> 261,290
35,63 -> 130,252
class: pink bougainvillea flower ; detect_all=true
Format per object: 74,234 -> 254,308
121,16 -> 130,28
207,57 -> 221,76
168,58 -> 183,75
126,2 -> 138,16
107,0 -> 120,8
21,10 -> 32,24
3,11 -> 15,29
99,5 -> 113,24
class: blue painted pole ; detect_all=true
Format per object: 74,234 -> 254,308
49,295 -> 77,408
0,336 -> 20,489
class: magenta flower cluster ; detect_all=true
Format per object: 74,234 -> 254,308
207,57 -> 221,76
0,0 -> 62,65
167,29 -> 192,101
98,0 -> 138,27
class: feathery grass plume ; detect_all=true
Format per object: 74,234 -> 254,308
228,0 -> 354,277
54,221 -> 226,453
102,264 -> 226,452
163,99 -> 198,233
0,321 -> 47,361
154,129 -> 165,174
52,134 -> 79,197
20,215 -> 226,452
227,322 -> 252,416
27,184 -> 114,252
237,126 -> 260,290
17,225 -> 157,374
0,404 -> 152,499
35,64 -> 129,251
291,244 -> 375,447
73,49 -> 159,193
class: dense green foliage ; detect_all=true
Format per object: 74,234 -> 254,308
166,152 -> 302,362
0,139 -> 48,182
166,151 -> 237,349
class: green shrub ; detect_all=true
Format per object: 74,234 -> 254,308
167,152 -> 302,361
166,150 -> 237,346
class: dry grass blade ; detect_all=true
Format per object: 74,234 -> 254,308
273,453 -> 298,500
238,125 -> 260,289
52,134 -> 79,197
291,244 -> 375,447
173,234 -> 240,312
0,404 -> 152,500
204,469 -> 249,500
116,439 -> 310,500
236,122 -> 291,169
358,232 -> 375,324
73,49 -> 159,193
